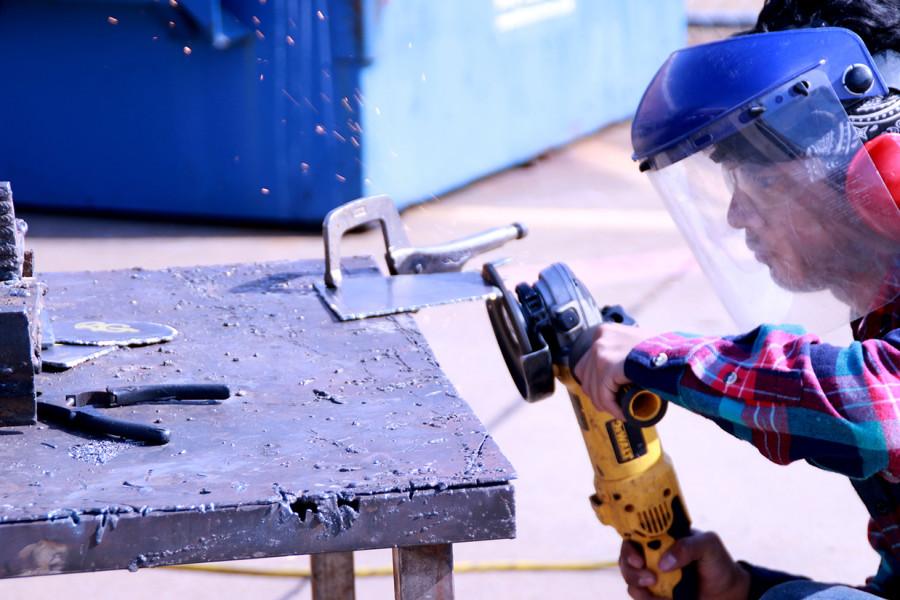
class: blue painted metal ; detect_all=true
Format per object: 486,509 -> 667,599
632,28 -> 888,164
178,0 -> 253,49
0,0 -> 685,223
359,0 -> 686,209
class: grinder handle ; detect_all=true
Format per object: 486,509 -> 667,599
569,322 -> 697,599
633,508 -> 700,600
570,326 -> 667,427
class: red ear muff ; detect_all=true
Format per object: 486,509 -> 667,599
846,132 -> 900,241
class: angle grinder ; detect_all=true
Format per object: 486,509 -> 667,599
483,262 -> 698,599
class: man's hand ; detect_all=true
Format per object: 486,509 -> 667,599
619,531 -> 750,600
573,323 -> 657,420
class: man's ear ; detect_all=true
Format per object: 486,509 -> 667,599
846,132 -> 900,241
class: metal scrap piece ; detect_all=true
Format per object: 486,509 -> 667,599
41,345 -> 116,371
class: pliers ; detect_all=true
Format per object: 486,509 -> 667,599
37,383 -> 230,445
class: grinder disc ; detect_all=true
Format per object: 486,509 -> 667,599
482,263 -> 554,402
53,320 -> 178,347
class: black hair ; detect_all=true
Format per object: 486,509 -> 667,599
749,0 -> 900,54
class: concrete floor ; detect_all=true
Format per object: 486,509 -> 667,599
0,119 -> 877,599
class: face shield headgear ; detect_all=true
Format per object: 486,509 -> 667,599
632,28 -> 900,334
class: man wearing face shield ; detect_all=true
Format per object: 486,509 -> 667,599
574,2 -> 900,598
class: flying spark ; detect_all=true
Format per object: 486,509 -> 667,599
282,89 -> 301,107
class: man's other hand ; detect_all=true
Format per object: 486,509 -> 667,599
619,531 -> 751,600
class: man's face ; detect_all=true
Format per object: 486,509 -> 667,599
723,161 -> 836,292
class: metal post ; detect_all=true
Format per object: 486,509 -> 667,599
311,551 -> 356,600
392,544 -> 454,600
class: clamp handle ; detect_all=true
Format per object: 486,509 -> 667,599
37,401 -> 171,445
323,195 -> 527,288
391,223 -> 527,275
108,383 -> 231,406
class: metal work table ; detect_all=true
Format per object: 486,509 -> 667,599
0,259 -> 516,599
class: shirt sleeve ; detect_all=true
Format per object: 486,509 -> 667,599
736,561 -> 810,599
623,325 -> 900,479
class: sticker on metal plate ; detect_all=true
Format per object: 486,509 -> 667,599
52,320 -> 178,346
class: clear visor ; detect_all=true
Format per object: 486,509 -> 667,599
648,74 -> 900,334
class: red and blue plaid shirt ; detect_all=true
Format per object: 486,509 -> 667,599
625,296 -> 900,597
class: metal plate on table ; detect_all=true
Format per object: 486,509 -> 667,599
40,310 -> 55,350
315,272 -> 500,321
52,320 -> 178,346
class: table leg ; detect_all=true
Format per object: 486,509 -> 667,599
311,551 -> 356,600
392,544 -> 454,600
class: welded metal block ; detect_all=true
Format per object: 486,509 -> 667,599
0,306 -> 36,425
0,182 -> 43,425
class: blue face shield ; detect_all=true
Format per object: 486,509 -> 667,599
632,29 -> 900,334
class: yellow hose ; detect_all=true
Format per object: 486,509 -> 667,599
166,560 -> 618,579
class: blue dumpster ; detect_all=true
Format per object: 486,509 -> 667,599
0,1 -> 685,223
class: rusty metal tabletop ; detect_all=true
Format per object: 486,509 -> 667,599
0,259 -> 515,578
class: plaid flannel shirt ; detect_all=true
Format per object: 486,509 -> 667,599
624,297 -> 900,598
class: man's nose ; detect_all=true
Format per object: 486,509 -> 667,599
727,190 -> 764,229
